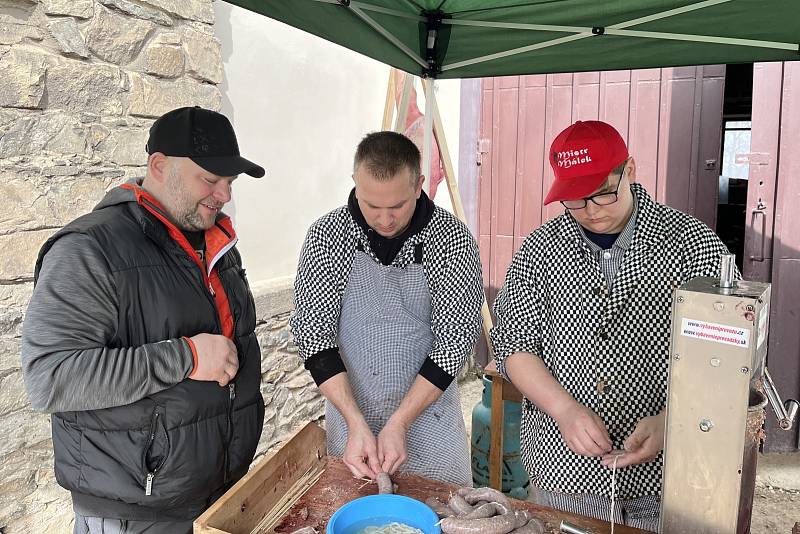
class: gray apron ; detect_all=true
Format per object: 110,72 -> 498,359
326,244 -> 472,486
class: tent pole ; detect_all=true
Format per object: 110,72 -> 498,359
422,78 -> 434,196
381,68 -> 396,130
393,74 -> 412,133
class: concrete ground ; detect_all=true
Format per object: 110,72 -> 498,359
458,372 -> 800,533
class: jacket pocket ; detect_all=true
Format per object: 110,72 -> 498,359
52,414 -> 84,492
77,413 -> 159,504
142,410 -> 228,508
142,406 -> 169,496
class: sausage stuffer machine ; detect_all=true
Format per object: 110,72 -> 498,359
660,254 -> 798,533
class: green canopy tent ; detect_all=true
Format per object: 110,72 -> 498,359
222,0 -> 799,79
221,0 -> 800,204
220,0 -> 799,217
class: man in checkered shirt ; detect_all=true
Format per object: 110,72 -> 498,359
291,131 -> 484,485
491,121 -> 734,531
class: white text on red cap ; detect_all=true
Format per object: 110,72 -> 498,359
555,148 -> 592,169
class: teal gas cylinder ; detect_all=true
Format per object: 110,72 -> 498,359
470,375 -> 529,498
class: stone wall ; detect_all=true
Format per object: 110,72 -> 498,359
251,282 -> 325,461
0,1 -> 323,532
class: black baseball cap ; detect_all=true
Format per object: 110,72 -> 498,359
146,106 -> 265,178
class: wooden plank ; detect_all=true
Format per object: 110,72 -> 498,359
458,78 -> 483,238
599,70 -> 631,143
515,81 -> 547,238
656,68 -> 697,212
693,68 -> 725,229
744,62 -> 783,282
381,68 -> 397,130
492,79 -> 520,238
194,422 -> 326,534
421,78 -> 465,222
489,372 -> 504,490
629,68 -> 661,195
573,71 -> 600,121
393,74 -> 413,133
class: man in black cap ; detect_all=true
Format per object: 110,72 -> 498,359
21,106 -> 266,534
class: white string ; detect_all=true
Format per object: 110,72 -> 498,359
610,454 -> 620,534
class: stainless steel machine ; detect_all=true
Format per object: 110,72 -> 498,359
661,255 -> 798,533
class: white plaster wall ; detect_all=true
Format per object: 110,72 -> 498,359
214,3 -> 460,282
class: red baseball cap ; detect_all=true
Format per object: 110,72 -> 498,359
544,120 -> 628,205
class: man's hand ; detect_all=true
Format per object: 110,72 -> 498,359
343,420 -> 381,479
553,400 -> 613,457
188,333 -> 238,386
601,411 -> 665,468
377,419 -> 408,475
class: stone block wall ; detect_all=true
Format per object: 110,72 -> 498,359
0,2 -> 324,532
252,282 -> 325,461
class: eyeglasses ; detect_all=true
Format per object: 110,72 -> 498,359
560,162 -> 628,210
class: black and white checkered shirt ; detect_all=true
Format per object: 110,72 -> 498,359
491,183 -> 733,500
291,201 -> 484,389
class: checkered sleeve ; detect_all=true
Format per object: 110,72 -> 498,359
490,235 -> 544,382
290,210 -> 351,362
426,212 -> 485,380
680,219 -> 741,282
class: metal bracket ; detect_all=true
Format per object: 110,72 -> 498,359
421,10 -> 447,77
764,367 -> 800,430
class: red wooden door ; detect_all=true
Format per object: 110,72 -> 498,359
747,61 -> 800,452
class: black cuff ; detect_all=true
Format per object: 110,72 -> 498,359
304,347 -> 347,386
419,357 -> 454,391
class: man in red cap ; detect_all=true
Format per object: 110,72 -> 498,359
491,120 -> 734,530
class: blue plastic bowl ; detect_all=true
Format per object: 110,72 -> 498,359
326,494 -> 441,534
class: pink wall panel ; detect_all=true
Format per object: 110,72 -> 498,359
522,74 -> 547,88
703,64 -> 726,77
629,69 -> 662,194
478,84 -> 494,247
573,72 -> 600,121
744,62 -> 783,282
599,70 -> 631,140
515,83 -> 547,238
491,79 -> 520,238
773,62 -> 800,257
694,71 -> 725,228
543,74 -> 574,222
656,69 -> 697,212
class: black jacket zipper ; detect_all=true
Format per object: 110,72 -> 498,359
223,382 -> 236,483
143,411 -> 168,496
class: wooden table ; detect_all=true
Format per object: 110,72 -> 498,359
194,422 -> 649,534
